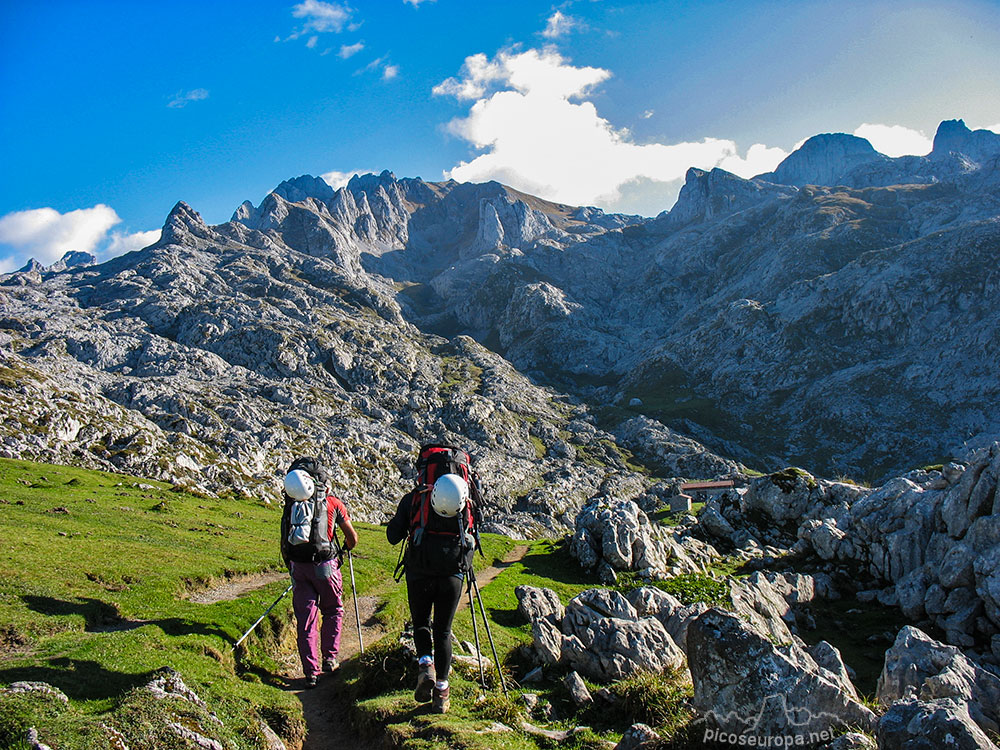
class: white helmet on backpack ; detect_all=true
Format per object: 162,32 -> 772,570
283,469 -> 315,500
430,473 -> 469,518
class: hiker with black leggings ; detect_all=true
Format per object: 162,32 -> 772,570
387,445 -> 479,714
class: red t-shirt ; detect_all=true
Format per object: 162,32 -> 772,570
326,495 -> 349,541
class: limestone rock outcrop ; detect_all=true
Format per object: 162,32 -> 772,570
877,626 -> 1000,736
569,495 -> 719,580
687,608 -> 875,738
517,586 -> 686,682
877,697 -> 998,750
695,448 -> 1000,647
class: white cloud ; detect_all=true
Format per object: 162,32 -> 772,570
433,47 -> 609,101
436,48 -> 788,213
718,143 -> 790,178
167,88 -> 209,109
974,122 -> 1000,134
339,41 -> 364,58
432,53 -> 504,100
291,0 -> 351,35
0,205 -> 121,265
403,0 -> 434,6
542,11 -> 578,39
853,123 -> 932,157
321,170 -> 372,189
641,110 -> 654,119
357,56 -> 397,79
286,0 -> 353,45
362,56 -> 386,73
104,229 -> 161,258
0,205 -> 160,271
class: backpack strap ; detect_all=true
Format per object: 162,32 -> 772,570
408,486 -> 433,546
325,494 -> 345,562
393,536 -> 408,582
470,472 -> 484,556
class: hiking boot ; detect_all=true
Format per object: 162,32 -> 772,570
305,674 -> 318,689
432,684 -> 450,714
414,662 -> 435,703
323,658 -> 339,673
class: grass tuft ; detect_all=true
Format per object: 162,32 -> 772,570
769,467 -> 817,492
473,691 -> 525,726
606,668 -> 694,735
614,572 -> 729,607
343,633 -> 417,701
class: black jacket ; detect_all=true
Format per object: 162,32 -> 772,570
387,490 -> 474,578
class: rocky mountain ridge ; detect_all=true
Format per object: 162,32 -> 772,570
759,118 -> 1000,189
15,251 -> 95,276
1,118 -> 997,526
0,195 -> 731,533
222,119 -> 1000,478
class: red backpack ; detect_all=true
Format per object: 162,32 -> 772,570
394,444 -> 482,579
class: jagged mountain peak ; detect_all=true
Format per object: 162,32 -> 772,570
932,118 -> 1000,164
762,132 -> 883,187
16,258 -> 46,274
231,168 -> 621,251
666,166 -> 796,227
47,251 -> 96,273
935,118 -> 973,142
273,174 -> 336,204
347,169 -> 399,193
165,200 -> 199,220
755,119 -> 1000,190
13,251 -> 97,276
161,200 -> 215,245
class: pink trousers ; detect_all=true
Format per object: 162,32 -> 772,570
290,558 -> 344,678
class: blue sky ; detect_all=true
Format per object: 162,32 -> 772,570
2,0 -> 999,272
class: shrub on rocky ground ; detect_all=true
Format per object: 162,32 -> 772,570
604,669 -> 694,736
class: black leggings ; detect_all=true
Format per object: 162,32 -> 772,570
407,573 -> 464,681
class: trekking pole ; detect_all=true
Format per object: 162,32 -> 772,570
466,576 -> 487,691
347,550 -> 364,654
233,583 -> 293,650
471,575 -> 509,697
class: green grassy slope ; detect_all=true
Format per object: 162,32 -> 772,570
0,458 -> 698,749
0,457 -> 305,748
1,457 -> 903,750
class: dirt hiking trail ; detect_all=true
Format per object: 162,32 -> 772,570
187,570 -> 287,604
189,545 -> 530,750
288,544 -> 529,750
